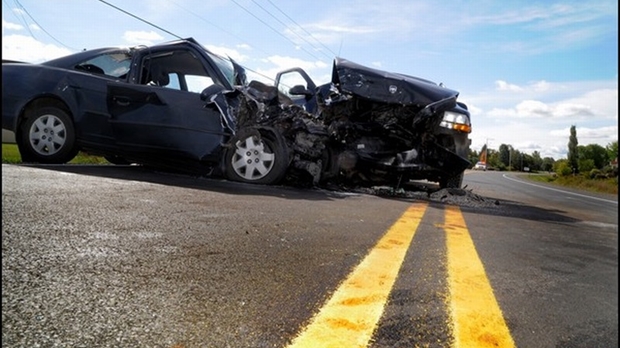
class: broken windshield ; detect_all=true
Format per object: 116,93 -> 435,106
204,50 -> 235,88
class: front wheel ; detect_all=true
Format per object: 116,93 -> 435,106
18,106 -> 78,164
224,129 -> 289,185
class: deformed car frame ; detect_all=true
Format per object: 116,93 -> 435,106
2,37 -> 472,189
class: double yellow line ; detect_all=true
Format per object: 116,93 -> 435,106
287,203 -> 515,348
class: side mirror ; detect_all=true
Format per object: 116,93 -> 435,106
289,85 -> 313,97
200,84 -> 226,101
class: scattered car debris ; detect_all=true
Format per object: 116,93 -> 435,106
349,185 -> 502,208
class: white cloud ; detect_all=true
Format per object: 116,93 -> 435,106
205,45 -> 248,63
551,125 -> 618,142
495,80 -> 523,92
2,19 -> 23,31
1,34 -> 73,63
560,88 -> 618,120
483,82 -> 617,121
469,78 -> 617,159
122,31 -> 164,46
516,100 -> 553,117
532,80 -> 551,92
249,56 -> 327,84
553,103 -> 594,118
486,100 -> 551,118
236,43 -> 252,51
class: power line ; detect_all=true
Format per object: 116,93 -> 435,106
228,0 -> 323,62
96,0 -> 275,84
97,0 -> 183,40
167,0 -> 274,58
14,0 -> 78,50
264,0 -> 337,58
250,0 -> 332,60
3,0 -> 32,38
7,0 -> 35,38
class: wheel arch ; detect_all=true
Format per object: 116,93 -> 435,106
17,96 -> 74,145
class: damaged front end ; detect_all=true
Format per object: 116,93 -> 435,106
205,57 -> 472,189
311,58 -> 472,188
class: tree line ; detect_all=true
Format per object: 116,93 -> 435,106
469,125 -> 618,178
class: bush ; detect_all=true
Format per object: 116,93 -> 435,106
578,159 -> 596,173
602,165 -> 619,177
554,160 -> 572,176
589,168 -> 603,179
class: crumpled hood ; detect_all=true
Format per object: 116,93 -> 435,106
332,57 -> 458,106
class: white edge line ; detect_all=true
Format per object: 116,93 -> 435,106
502,174 -> 618,205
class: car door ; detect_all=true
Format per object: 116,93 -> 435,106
106,79 -> 230,163
106,50 -> 233,164
274,68 -> 318,115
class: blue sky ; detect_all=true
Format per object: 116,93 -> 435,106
2,0 -> 617,159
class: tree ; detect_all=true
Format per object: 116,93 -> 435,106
468,149 -> 480,168
512,149 -> 523,171
487,149 -> 502,170
606,141 -> 618,162
578,158 -> 596,173
498,144 -> 510,168
567,125 -> 579,174
578,144 -> 608,169
541,157 -> 555,172
531,151 -> 542,171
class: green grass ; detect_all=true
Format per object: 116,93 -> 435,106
2,143 -> 109,165
1,143 -> 21,164
521,172 -> 617,195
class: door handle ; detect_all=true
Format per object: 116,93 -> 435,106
113,96 -> 130,106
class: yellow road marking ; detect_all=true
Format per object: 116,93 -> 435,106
444,205 -> 515,348
286,203 -> 428,348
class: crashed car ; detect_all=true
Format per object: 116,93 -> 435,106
2,37 -> 471,189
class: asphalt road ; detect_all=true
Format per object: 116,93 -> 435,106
2,164 -> 617,347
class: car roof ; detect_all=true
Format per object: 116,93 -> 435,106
42,47 -> 132,68
41,37 -> 213,69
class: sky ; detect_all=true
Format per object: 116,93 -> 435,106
2,0 -> 618,160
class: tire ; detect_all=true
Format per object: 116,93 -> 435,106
224,128 -> 289,185
440,171 -> 464,189
18,106 -> 78,164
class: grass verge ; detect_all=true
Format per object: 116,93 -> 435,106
2,143 -> 109,165
521,172 -> 617,195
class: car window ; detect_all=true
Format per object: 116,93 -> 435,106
164,73 -> 180,89
206,51 -> 235,87
74,52 -> 132,79
185,75 -> 214,93
276,72 -> 308,99
140,49 -> 215,93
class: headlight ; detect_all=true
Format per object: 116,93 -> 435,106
440,111 -> 471,133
